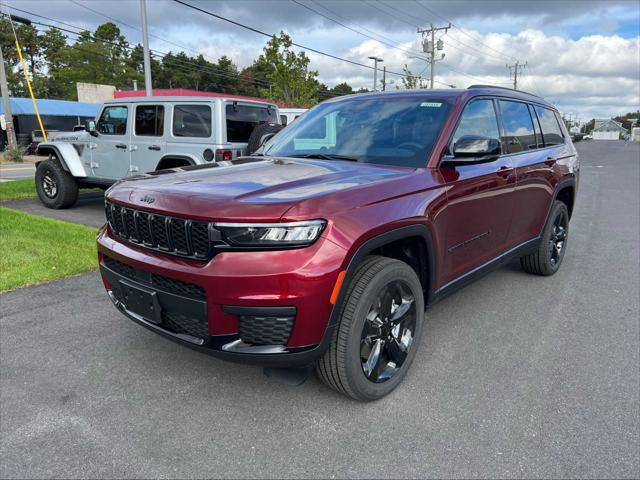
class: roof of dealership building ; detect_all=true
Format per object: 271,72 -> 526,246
0,97 -> 100,117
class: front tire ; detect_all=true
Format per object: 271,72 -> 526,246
35,159 -> 79,209
520,200 -> 569,275
317,256 -> 424,401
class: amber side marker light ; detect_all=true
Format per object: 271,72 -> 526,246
330,270 -> 346,305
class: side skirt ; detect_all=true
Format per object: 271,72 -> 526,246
430,237 -> 540,305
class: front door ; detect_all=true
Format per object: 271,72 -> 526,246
436,98 -> 517,286
131,103 -> 166,174
91,104 -> 131,180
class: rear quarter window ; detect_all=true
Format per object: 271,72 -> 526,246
535,105 -> 565,146
172,104 -> 212,138
226,104 -> 277,142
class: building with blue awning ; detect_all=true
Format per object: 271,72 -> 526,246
0,97 -> 100,149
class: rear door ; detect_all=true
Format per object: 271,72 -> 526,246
501,101 -> 563,245
130,103 -> 166,174
91,104 -> 131,180
437,98 -> 517,285
224,102 -> 278,157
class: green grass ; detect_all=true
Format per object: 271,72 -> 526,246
0,207 -> 98,292
0,179 -> 37,201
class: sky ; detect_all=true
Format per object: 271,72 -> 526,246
8,0 -> 640,121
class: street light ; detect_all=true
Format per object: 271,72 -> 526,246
368,56 -> 383,92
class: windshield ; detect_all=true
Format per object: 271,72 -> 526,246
264,96 -> 452,168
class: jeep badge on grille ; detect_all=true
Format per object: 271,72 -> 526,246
139,195 -> 155,204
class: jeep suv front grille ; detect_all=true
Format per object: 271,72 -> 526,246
105,202 -> 212,260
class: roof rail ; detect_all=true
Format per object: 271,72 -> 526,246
467,84 -> 542,99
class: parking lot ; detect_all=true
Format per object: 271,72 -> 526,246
1,141 -> 638,478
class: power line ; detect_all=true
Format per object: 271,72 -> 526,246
4,9 -> 345,99
412,0 -> 517,62
376,0 -> 515,64
290,0 -> 429,62
309,0 -> 428,59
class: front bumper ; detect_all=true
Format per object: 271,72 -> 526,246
97,225 -> 347,366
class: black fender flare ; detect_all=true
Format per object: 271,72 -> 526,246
155,155 -> 197,170
327,224 -> 437,329
307,224 -> 437,362
541,177 -> 577,234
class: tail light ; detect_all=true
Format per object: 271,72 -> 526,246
215,149 -> 233,161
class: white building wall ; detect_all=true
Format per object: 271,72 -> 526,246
593,131 -> 620,140
76,82 -> 116,103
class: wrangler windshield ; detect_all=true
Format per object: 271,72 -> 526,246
265,96 -> 452,168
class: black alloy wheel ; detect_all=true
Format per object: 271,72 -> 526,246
548,210 -> 568,267
41,171 -> 58,198
360,280 -> 417,383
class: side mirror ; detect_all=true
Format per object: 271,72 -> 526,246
443,135 -> 501,166
85,120 -> 98,137
453,135 -> 500,157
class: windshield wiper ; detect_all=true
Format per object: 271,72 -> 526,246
287,153 -> 360,162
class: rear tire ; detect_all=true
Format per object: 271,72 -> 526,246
35,159 -> 79,209
520,200 -> 569,275
246,123 -> 284,155
317,255 -> 424,401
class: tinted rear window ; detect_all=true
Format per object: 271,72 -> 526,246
135,105 -> 164,136
534,105 -> 564,146
226,105 -> 277,142
173,105 -> 212,138
499,100 -> 537,153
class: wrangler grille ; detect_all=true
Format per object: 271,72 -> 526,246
105,201 -> 212,260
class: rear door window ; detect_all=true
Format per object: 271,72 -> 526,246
97,105 -> 128,135
172,104 -> 212,138
499,100 -> 537,153
135,105 -> 164,136
534,105 -> 564,146
226,104 -> 277,142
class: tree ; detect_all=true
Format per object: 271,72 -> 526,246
398,64 -> 425,90
331,82 -> 353,96
255,31 -> 319,106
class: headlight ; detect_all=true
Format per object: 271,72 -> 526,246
214,220 -> 326,247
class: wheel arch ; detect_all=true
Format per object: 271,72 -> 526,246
36,143 -> 88,178
554,181 -> 576,218
155,154 -> 198,171
329,224 -> 437,329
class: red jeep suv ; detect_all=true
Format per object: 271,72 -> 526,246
98,86 -> 578,400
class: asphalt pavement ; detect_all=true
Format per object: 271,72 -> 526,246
0,163 -> 36,181
3,192 -> 106,229
1,141 -> 638,478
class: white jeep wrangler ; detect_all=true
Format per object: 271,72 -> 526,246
35,95 -> 282,208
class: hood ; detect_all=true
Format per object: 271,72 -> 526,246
107,157 -> 429,221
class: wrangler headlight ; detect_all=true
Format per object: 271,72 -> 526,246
214,220 -> 326,247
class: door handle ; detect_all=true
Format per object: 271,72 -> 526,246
544,156 -> 557,166
496,165 -> 513,178
148,145 -> 161,151
115,144 -> 127,149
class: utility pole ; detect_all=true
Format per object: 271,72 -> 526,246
506,61 -> 527,90
417,23 -> 450,89
139,0 -> 153,96
368,56 -> 383,91
0,44 -> 16,150
382,66 -> 387,91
